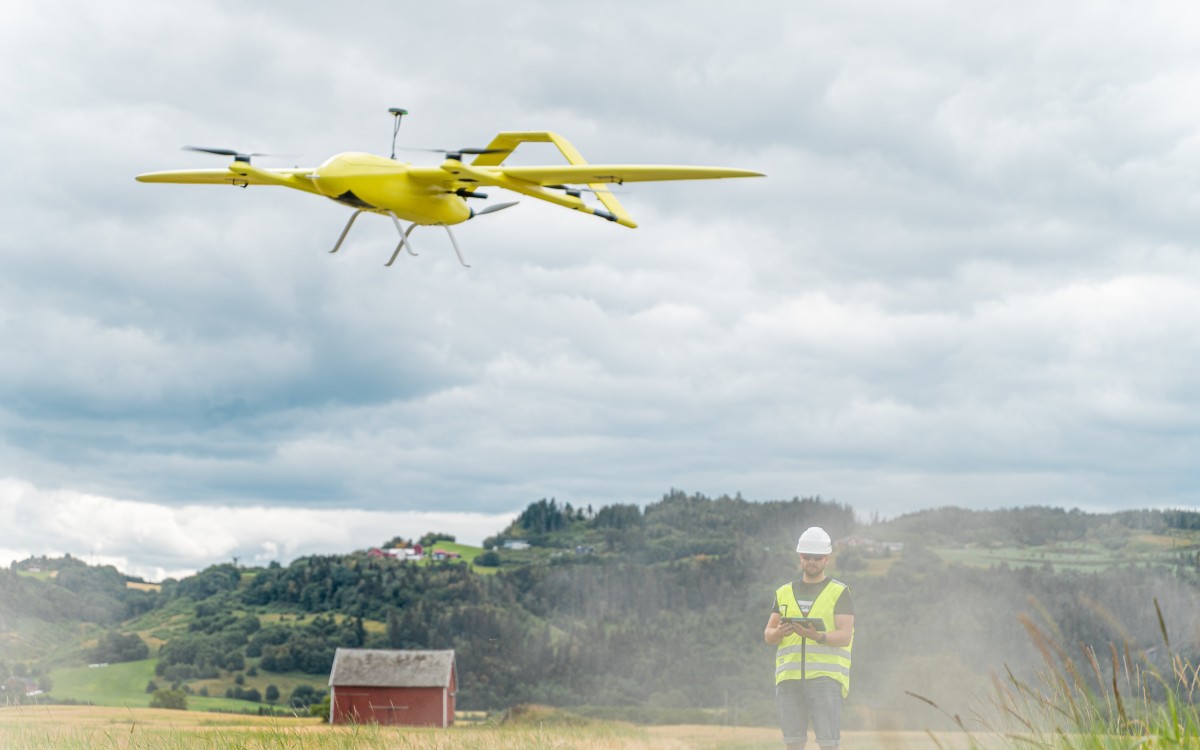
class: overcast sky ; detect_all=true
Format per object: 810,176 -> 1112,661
3,0 -> 1200,580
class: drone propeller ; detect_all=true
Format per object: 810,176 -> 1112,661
471,201 -> 519,219
401,146 -> 509,162
182,146 -> 275,164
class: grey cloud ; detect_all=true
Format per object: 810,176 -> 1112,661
2,0 -> 1200,574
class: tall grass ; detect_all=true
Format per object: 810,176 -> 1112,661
915,598 -> 1199,750
0,705 -> 711,749
0,721 -> 649,749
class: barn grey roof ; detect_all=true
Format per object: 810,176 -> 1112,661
328,648 -> 456,688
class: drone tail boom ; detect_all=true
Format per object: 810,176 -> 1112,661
468,132 -> 639,228
423,159 -> 635,227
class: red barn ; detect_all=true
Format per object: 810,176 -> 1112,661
327,648 -> 457,727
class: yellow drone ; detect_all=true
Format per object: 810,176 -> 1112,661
137,108 -> 763,267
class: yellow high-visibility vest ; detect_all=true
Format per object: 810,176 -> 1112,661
774,579 -> 853,697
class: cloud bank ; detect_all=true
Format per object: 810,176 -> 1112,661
3,1 -> 1200,575
0,479 -> 514,581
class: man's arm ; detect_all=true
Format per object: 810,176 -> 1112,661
824,613 -> 854,648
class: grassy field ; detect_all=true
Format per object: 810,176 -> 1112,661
48,659 -> 331,714
257,610 -> 388,635
930,530 -> 1200,572
0,705 -> 978,750
933,543 -> 1119,572
49,660 -> 158,707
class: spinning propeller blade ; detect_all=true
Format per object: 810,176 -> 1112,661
401,146 -> 509,162
471,201 -> 519,218
182,146 -> 274,164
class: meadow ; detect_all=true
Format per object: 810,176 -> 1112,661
929,529 -> 1200,573
48,658 -> 329,713
0,705 -> 973,750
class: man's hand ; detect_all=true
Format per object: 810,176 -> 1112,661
766,615 -> 801,644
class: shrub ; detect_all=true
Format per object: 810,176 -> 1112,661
310,694 -> 331,722
89,631 -> 149,663
419,532 -> 456,547
290,683 -> 326,709
475,551 -> 501,568
149,688 -> 188,710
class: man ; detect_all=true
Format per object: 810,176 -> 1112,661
764,526 -> 855,750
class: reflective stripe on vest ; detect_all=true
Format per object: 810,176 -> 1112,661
774,579 -> 853,697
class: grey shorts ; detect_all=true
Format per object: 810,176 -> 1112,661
775,677 -> 843,747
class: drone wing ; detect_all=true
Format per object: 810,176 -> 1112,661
405,130 -> 762,228
136,166 -> 320,194
496,165 -> 763,184
408,162 -> 761,228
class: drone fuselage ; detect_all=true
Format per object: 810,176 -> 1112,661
311,153 -> 472,226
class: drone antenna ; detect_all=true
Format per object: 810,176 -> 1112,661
388,107 -> 408,160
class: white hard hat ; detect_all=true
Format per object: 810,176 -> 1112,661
796,527 -> 833,555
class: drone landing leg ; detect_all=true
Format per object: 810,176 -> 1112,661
385,212 -> 419,267
330,210 -> 364,254
443,226 -> 470,268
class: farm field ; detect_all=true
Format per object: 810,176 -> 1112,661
930,530 -> 1200,572
49,659 -> 330,713
48,660 -> 158,707
0,705 -> 983,750
932,543 -> 1118,571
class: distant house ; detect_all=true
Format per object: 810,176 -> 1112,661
328,648 -> 457,727
367,545 -> 424,562
841,536 -> 904,556
502,540 -> 529,551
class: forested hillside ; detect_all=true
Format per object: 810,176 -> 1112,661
3,492 -> 1199,727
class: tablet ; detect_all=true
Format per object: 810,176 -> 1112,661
781,617 -> 826,631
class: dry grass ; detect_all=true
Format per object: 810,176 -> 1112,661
651,726 -> 984,750
125,581 -> 162,593
0,705 -> 978,750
